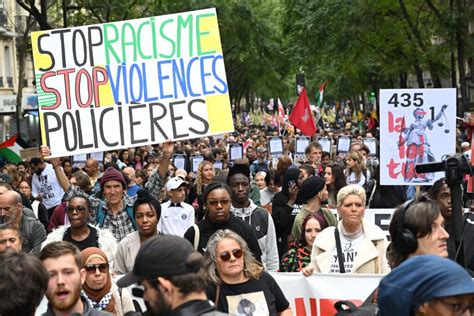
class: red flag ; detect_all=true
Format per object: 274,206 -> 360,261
289,88 -> 317,136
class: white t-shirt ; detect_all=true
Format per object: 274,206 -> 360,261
330,231 -> 364,273
346,170 -> 370,187
32,163 -> 64,210
158,200 -> 195,237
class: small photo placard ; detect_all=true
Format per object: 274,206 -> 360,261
337,136 -> 352,154
89,151 -> 104,165
318,137 -> 332,155
268,136 -> 283,158
229,143 -> 243,161
191,155 -> 204,173
72,154 -> 87,168
295,136 -> 310,157
363,138 -> 377,157
173,154 -> 187,170
213,160 -> 224,170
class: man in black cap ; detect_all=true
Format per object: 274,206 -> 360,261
291,176 -> 337,241
117,235 -> 226,316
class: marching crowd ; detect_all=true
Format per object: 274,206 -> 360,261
1,123 -> 474,315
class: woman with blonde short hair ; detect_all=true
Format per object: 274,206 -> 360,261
303,184 -> 389,275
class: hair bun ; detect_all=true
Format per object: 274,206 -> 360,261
136,189 -> 153,203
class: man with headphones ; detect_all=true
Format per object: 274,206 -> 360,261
387,197 -> 450,268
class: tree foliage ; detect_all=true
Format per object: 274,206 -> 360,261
18,0 -> 473,109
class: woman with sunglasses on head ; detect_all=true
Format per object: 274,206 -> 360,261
204,229 -> 292,316
81,247 -> 135,315
184,182 -> 262,263
41,194 -> 117,266
114,189 -> 161,274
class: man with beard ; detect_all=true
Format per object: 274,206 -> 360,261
30,157 -> 64,220
0,190 -> 45,254
117,235 -> 226,316
39,241 -> 111,316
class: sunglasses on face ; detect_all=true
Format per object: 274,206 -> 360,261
207,199 -> 231,208
66,205 -> 88,213
84,263 -> 108,274
219,248 -> 243,262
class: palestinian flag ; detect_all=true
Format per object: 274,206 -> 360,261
0,135 -> 24,163
316,80 -> 329,107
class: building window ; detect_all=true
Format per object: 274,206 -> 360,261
4,46 -> 12,87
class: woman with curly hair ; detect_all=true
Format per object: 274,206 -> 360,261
187,160 -> 215,221
204,229 -> 292,316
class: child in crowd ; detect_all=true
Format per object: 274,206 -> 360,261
158,177 -> 195,237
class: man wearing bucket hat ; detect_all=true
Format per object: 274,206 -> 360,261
117,235 -> 226,316
378,255 -> 474,316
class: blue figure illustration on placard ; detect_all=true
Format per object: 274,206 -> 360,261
398,104 -> 448,182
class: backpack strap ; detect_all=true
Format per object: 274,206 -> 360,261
125,205 -> 137,230
96,201 -> 106,228
97,202 -> 136,230
192,224 -> 200,251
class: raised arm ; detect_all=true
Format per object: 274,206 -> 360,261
158,141 -> 174,178
40,145 -> 70,192
145,141 -> 174,198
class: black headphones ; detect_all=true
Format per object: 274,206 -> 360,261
394,199 -> 418,255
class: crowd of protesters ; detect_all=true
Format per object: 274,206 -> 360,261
1,114 -> 474,315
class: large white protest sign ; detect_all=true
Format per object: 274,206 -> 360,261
273,273 -> 382,316
32,8 -> 234,157
379,89 -> 456,185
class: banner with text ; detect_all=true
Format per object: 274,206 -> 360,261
272,272 -> 382,316
379,89 -> 456,185
32,8 -> 234,157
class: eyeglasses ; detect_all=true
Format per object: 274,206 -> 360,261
84,263 -> 108,274
66,205 -> 88,213
219,248 -> 243,262
207,199 -> 231,207
435,297 -> 474,314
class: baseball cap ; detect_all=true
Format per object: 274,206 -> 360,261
117,235 -> 199,288
256,146 -> 267,153
378,255 -> 474,316
298,176 -> 326,203
165,176 -> 189,191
